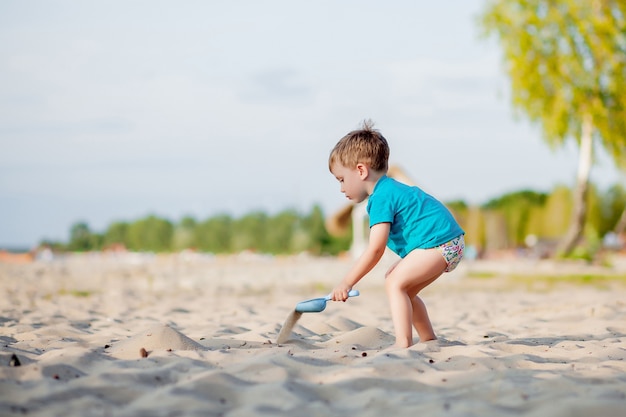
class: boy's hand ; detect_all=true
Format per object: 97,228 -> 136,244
331,283 -> 352,302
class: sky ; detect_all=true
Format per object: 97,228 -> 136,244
0,0 -> 623,249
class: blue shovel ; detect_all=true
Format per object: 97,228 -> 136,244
295,289 -> 360,313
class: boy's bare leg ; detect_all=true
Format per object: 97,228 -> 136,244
385,288 -> 413,347
410,294 -> 436,342
385,249 -> 446,348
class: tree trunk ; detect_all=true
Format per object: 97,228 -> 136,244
557,114 -> 594,256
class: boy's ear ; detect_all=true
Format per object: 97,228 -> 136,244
356,163 -> 369,179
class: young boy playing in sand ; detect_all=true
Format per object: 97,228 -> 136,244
329,120 -> 465,348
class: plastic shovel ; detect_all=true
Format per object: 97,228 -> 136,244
295,289 -> 360,313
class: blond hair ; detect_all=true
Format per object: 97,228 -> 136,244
329,119 -> 389,172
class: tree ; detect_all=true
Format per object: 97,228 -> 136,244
172,215 -> 197,250
264,209 -> 299,254
481,0 -> 626,256
126,215 -> 173,252
464,206 -> 487,255
195,214 -> 233,253
103,221 -> 129,248
231,212 -> 267,253
610,153 -> 626,236
68,221 -> 99,251
301,205 -> 332,255
483,190 -> 548,247
603,183 -> 626,235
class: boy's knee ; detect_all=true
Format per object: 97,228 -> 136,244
384,274 -> 406,292
385,261 -> 399,278
384,276 -> 395,290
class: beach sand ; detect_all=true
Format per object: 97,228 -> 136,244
1,252 -> 625,416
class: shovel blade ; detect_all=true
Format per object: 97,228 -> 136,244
294,290 -> 360,313
295,297 -> 328,313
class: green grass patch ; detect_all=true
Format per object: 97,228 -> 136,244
505,273 -> 626,292
57,289 -> 95,297
508,273 -> 626,284
465,270 -> 626,292
466,271 -> 498,279
311,282 -> 329,292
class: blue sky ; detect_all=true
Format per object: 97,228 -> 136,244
0,0 -> 622,248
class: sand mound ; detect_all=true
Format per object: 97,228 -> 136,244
323,326 -> 394,350
325,316 -> 363,332
107,324 -> 206,359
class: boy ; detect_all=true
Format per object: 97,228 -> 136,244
329,120 -> 465,348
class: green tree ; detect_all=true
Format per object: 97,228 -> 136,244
231,212 -> 267,253
103,221 -> 129,248
541,185 -> 573,239
464,206 -> 487,255
603,183 -> 626,235
301,205 -> 330,255
483,190 -> 548,246
68,221 -> 99,251
585,183 -> 603,237
610,153 -> 626,235
445,200 -> 469,229
126,215 -> 173,252
173,215 -> 197,250
197,214 -> 233,253
481,0 -> 626,256
265,209 -> 299,254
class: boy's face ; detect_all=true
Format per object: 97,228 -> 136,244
330,162 -> 369,203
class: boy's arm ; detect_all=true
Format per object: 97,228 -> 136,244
331,222 -> 390,301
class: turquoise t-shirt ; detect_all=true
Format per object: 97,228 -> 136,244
366,175 -> 464,258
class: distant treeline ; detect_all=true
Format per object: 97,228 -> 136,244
44,183 -> 626,259
44,205 -> 351,256
451,183 -> 625,260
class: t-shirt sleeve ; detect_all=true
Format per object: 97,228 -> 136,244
367,193 -> 394,227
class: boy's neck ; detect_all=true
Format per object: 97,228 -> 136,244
365,170 -> 386,196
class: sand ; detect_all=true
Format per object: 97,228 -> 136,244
1,251 -> 626,416
276,310 -> 303,344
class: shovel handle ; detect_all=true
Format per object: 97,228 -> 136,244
326,289 -> 360,300
348,289 -> 360,297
